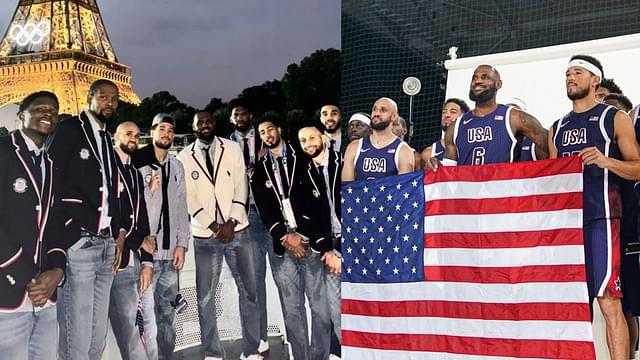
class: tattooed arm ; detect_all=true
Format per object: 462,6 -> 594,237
510,108 -> 549,160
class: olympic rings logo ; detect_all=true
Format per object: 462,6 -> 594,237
9,21 -> 50,46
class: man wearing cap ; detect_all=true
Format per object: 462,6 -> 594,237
138,113 -> 190,360
347,112 -> 371,142
319,104 -> 343,152
342,97 -> 414,181
178,111 -> 262,360
48,79 -> 127,359
550,54 -> 640,360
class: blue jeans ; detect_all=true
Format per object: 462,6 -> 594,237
194,229 -> 261,358
148,260 -> 178,360
57,235 -> 115,360
248,205 -> 275,340
108,257 -> 150,360
271,251 -> 331,360
0,306 -> 58,360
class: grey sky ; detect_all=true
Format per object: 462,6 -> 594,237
0,0 -> 341,129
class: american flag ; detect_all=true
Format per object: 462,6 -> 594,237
341,157 -> 595,359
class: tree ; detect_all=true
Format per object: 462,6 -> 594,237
133,91 -> 195,134
281,48 -> 341,119
203,97 -> 226,114
0,126 -> 8,136
238,80 -> 287,118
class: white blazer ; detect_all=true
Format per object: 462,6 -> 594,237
177,137 -> 248,238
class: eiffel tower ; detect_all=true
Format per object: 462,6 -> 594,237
0,0 -> 140,115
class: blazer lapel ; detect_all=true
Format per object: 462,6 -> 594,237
78,111 -> 101,162
261,157 -> 282,206
213,137 -> 225,185
189,141 -> 214,184
11,132 -> 42,201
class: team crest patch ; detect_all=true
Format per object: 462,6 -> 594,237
589,116 -> 599,122
191,171 -> 199,180
265,180 -> 272,189
387,149 -> 396,154
495,115 -> 504,121
13,177 -> 28,193
79,148 -> 90,160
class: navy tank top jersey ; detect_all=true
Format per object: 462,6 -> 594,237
519,137 -> 536,162
430,140 -> 446,161
354,136 -> 405,180
553,103 -> 621,222
454,104 -> 517,165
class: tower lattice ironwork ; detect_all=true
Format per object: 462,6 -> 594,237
0,0 -> 140,114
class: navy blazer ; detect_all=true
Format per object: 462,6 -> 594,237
116,157 -> 153,268
0,132 -> 72,309
48,111 -> 124,237
250,142 -> 332,256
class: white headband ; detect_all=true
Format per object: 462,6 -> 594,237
349,113 -> 371,126
567,59 -> 602,81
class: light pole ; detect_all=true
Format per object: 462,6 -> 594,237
402,76 -> 421,144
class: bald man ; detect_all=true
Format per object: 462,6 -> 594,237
427,65 -> 548,168
109,121 -> 158,359
342,97 -> 414,181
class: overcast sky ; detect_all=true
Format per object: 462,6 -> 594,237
0,0 -> 341,129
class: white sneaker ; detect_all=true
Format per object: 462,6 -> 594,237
204,357 -> 223,360
329,354 -> 341,360
258,339 -> 270,353
240,354 -> 264,360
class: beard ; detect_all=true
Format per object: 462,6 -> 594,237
567,86 -> 590,101
324,122 -> 341,134
196,130 -> 215,142
306,145 -> 324,158
119,142 -> 136,155
469,85 -> 497,104
154,140 -> 172,150
235,122 -> 250,132
264,137 -> 281,149
371,118 -> 391,131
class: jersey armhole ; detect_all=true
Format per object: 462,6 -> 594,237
353,138 -> 364,168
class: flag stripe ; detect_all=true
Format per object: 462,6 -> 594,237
425,229 -> 583,249
342,299 -> 591,322
423,245 -> 585,267
425,209 -> 582,233
341,282 -> 590,303
426,192 -> 582,216
424,173 -> 582,201
424,156 -> 584,184
342,331 -> 595,359
423,264 -> 587,283
342,314 -> 593,341
342,346 -> 551,360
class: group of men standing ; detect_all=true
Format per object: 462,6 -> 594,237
0,78 -> 343,360
342,55 -> 640,360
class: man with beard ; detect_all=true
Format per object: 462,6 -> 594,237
0,91 -> 70,359
347,112 -> 371,142
298,123 -> 342,360
251,113 -> 332,360
427,65 -> 548,168
48,79 -> 128,359
342,97 -> 414,181
177,111 -> 262,360
138,114 -> 190,360
550,55 -> 640,360
421,98 -> 469,163
320,104 -> 342,152
109,121 -> 158,360
228,100 -> 271,355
